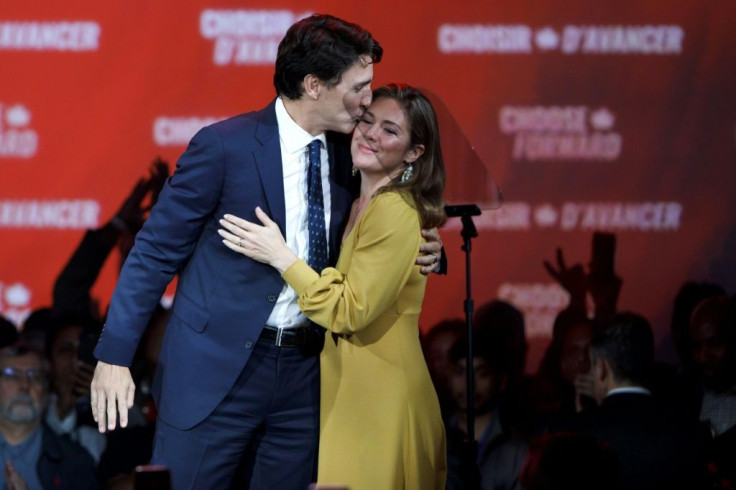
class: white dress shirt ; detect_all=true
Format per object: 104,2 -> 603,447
265,97 -> 331,329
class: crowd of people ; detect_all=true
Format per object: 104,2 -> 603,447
0,12 -> 733,490
423,266 -> 736,489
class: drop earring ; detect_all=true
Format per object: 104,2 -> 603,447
400,164 -> 414,183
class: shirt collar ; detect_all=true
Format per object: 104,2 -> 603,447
606,386 -> 652,397
0,423 -> 42,450
275,97 -> 326,154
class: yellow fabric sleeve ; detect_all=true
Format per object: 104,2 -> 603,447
281,192 -> 422,334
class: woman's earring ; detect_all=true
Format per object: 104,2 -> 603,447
351,166 -> 358,177
400,164 -> 414,183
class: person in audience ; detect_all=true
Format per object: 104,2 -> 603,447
569,312 -> 708,490
445,331 -> 527,490
671,281 -> 725,374
43,316 -> 106,463
529,311 -> 596,428
689,295 -> 736,483
474,300 -> 533,437
422,318 -> 467,416
0,344 -> 97,489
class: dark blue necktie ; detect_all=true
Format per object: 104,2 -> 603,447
307,139 -> 328,271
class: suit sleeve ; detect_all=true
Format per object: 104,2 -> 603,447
94,126 -> 225,366
282,192 -> 422,335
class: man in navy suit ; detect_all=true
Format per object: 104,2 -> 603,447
573,313 -> 708,490
90,14 -> 442,488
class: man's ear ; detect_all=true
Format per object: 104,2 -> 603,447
594,356 -> 608,383
303,74 -> 322,100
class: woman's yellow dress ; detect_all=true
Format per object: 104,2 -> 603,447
282,191 -> 447,490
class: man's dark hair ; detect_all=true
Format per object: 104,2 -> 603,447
474,300 -> 527,378
274,14 -> 383,99
449,329 -> 512,377
0,316 -> 19,349
591,312 -> 654,387
44,313 -> 102,359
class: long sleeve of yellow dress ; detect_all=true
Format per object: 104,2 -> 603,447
282,191 -> 422,334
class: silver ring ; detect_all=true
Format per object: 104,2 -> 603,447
238,238 -> 243,248
432,253 -> 438,263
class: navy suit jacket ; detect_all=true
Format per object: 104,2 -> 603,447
94,100 -> 355,429
570,392 -> 708,490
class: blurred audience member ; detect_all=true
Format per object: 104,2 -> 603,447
474,300 -> 532,435
520,433 -> 620,490
530,243 -> 623,427
689,295 -> 736,483
422,319 -> 467,416
445,332 -> 527,490
570,312 -> 708,490
529,311 -> 596,426
671,281 -> 725,374
0,344 -> 97,489
44,315 -> 106,463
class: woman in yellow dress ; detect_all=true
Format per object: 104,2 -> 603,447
220,84 -> 447,489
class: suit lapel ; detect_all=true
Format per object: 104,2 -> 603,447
253,101 -> 287,234
326,132 -> 356,265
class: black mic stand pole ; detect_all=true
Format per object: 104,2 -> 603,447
445,204 -> 481,488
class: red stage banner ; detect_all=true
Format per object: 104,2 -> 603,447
1,1 -> 735,371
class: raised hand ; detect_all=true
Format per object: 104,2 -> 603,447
114,177 -> 149,233
543,247 -> 587,312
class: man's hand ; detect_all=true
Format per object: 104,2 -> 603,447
573,371 -> 597,412
417,228 -> 443,275
90,361 -> 135,433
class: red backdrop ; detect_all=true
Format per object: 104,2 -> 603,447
2,0 -> 735,372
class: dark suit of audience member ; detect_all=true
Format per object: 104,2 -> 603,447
568,312 -> 708,490
520,433 -> 620,490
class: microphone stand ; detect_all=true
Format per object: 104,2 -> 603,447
445,203 -> 481,488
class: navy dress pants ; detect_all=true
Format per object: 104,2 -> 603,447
151,339 -> 320,489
